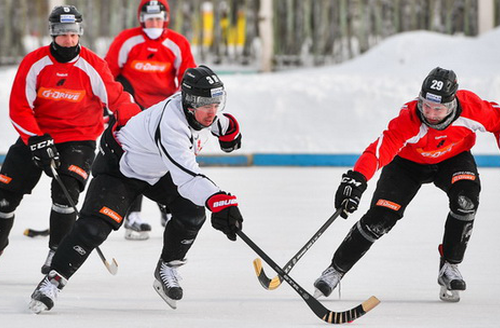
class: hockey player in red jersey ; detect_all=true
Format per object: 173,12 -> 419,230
313,67 -> 500,302
105,0 -> 197,239
29,65 -> 243,313
0,6 -> 140,272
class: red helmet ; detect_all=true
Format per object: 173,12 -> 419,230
137,0 -> 170,28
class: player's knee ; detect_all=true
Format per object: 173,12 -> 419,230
174,205 -> 206,230
51,176 -> 81,206
449,181 -> 479,220
75,216 -> 113,248
0,189 -> 23,214
359,206 -> 401,241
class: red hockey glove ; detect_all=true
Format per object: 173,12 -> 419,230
334,170 -> 367,219
218,113 -> 242,153
28,134 -> 61,177
206,192 -> 243,241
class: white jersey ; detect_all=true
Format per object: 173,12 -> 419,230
116,93 -> 234,207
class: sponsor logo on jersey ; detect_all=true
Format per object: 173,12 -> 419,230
147,47 -> 158,52
0,174 -> 12,184
131,60 -> 170,72
99,206 -> 123,223
376,199 -> 401,211
38,87 -> 85,102
416,142 -> 456,158
56,73 -> 68,77
68,165 -> 88,180
451,171 -> 476,184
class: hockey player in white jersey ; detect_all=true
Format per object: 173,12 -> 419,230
29,65 -> 243,313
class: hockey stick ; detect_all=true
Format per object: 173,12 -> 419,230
253,208 -> 343,290
237,230 -> 380,324
24,228 -> 50,238
50,163 -> 118,275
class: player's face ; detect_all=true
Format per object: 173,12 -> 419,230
419,99 -> 454,124
54,34 -> 80,47
192,104 -> 219,127
144,17 -> 164,28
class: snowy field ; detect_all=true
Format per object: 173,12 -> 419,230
1,167 -> 500,328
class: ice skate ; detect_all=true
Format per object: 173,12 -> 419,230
438,259 -> 466,302
29,270 -> 67,314
124,212 -> 151,240
313,265 -> 344,298
41,248 -> 56,274
153,259 -> 185,309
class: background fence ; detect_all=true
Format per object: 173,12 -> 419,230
0,0 -> 498,71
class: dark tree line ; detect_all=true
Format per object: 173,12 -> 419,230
0,0 -> 496,70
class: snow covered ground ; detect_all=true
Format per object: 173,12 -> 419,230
2,28 -> 500,155
1,167 -> 500,327
2,27 -> 500,327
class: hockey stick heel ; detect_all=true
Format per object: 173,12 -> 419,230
238,230 -> 380,324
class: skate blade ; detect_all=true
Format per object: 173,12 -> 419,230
29,299 -> 49,314
313,288 -> 325,299
124,229 -> 150,241
439,286 -> 460,302
153,280 -> 177,309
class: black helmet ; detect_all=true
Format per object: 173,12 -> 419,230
181,65 -> 226,129
420,67 -> 458,103
418,67 -> 460,130
48,5 -> 84,36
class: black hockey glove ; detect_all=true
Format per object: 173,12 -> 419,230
207,192 -> 243,241
335,170 -> 367,219
28,134 -> 61,177
218,113 -> 242,153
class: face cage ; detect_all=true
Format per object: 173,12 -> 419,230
185,91 -> 227,112
140,11 -> 167,22
417,96 -> 458,130
50,23 -> 84,36
418,95 -> 457,116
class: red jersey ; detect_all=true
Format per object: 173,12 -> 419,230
354,90 -> 500,180
9,45 -> 141,144
105,27 -> 196,108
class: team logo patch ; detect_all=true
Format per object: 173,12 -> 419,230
425,92 -> 442,103
68,165 -> 88,180
210,87 -> 224,97
0,174 -> 12,184
451,172 -> 476,184
376,199 -> 401,211
131,60 -> 170,72
38,87 -> 85,102
99,206 -> 123,223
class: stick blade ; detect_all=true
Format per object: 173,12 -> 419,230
321,296 -> 381,324
105,258 -> 119,275
252,258 -> 283,290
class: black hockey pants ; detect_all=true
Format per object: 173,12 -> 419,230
332,152 -> 480,273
